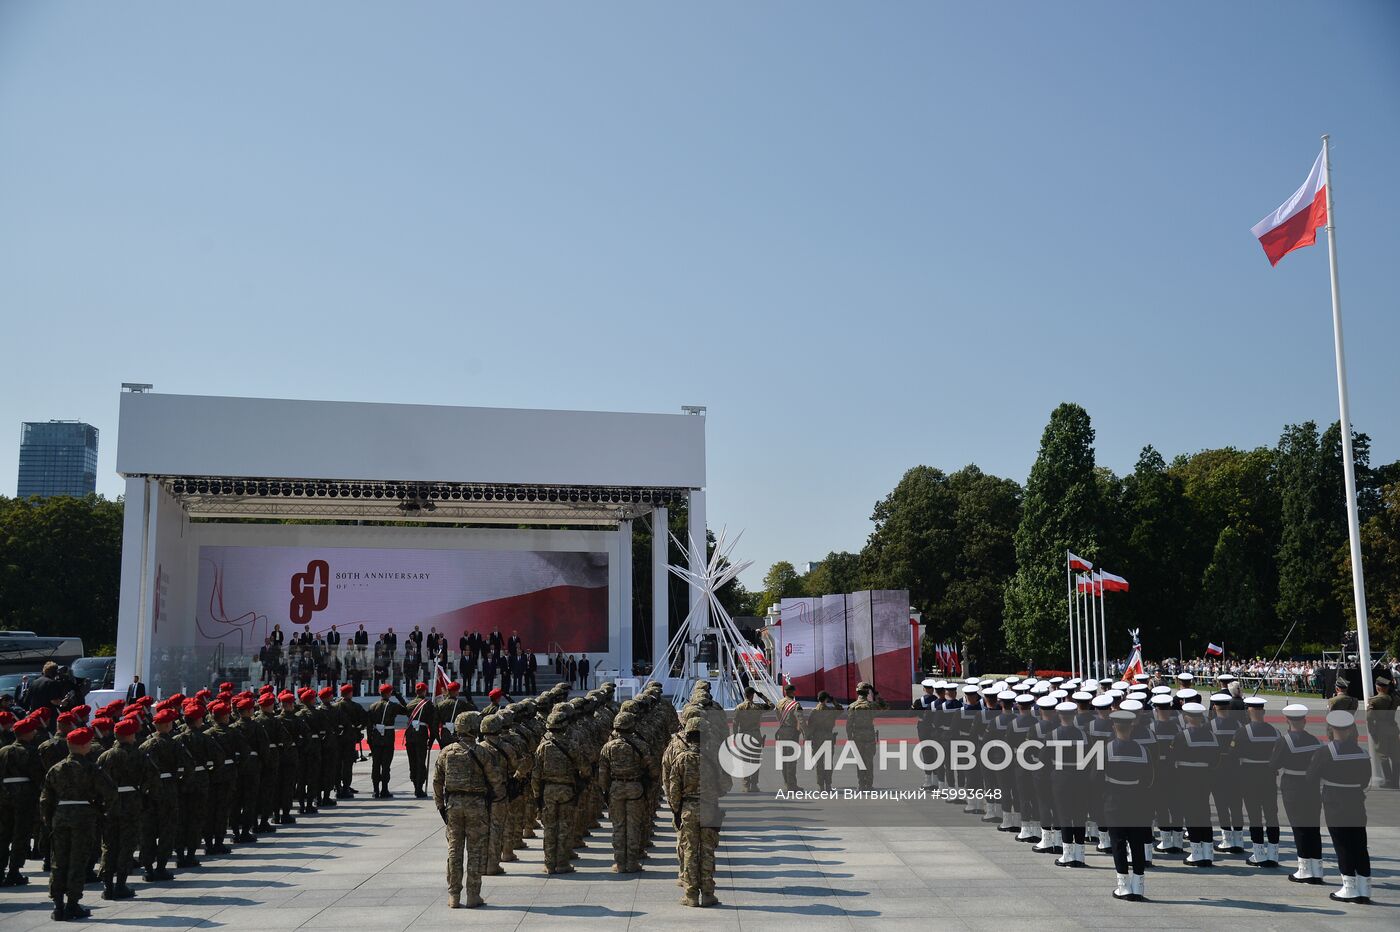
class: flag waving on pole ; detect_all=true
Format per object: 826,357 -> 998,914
1251,147 -> 1327,266
1068,551 -> 1093,572
1205,642 -> 1224,657
1119,628 -> 1144,683
431,662 -> 451,700
1099,570 -> 1129,593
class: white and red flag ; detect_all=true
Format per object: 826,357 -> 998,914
1099,570 -> 1129,593
1068,551 -> 1093,572
431,662 -> 452,700
1251,148 -> 1327,266
1077,573 -> 1100,595
1205,642 -> 1225,657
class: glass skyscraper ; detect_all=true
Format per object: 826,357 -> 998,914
17,420 -> 99,498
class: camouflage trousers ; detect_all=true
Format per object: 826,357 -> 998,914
851,736 -> 877,790
142,786 -> 179,868
260,752 -> 280,818
0,794 -> 37,874
677,802 -> 716,900
180,781 -> 209,854
49,810 -> 96,902
443,795 -> 488,899
499,795 -> 522,862
485,799 -> 506,874
99,794 -> 141,880
608,782 -> 646,871
539,796 -> 575,872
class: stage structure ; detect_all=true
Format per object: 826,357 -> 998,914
768,590 -> 915,704
114,391 -> 708,695
646,528 -> 782,709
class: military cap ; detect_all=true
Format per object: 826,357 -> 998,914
258,693 -> 276,706
921,678 -> 939,689
1015,694 -> 1034,705
1326,710 -> 1356,729
546,711 -> 570,731
1091,695 -> 1113,709
1119,699 -> 1144,712
1176,673 -> 1195,682
613,711 -> 637,731
66,727 -> 94,747
12,717 -> 38,737
1055,701 -> 1078,713
1209,693 -> 1231,704
1377,674 -> 1392,687
495,709 -> 514,727
1110,709 -> 1137,723
1282,703 -> 1309,719
1335,677 -> 1350,689
455,711 -> 481,735
340,684 -> 354,695
1244,696 -> 1267,708
91,716 -> 114,731
1150,695 -> 1173,707
1176,688 -> 1199,701
1181,702 -> 1206,715
1071,691 -> 1093,702
113,718 -> 139,737
480,714 -> 504,735
1151,685 -> 1172,695
153,708 -> 178,725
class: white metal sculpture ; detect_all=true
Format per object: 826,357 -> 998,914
644,527 -> 783,709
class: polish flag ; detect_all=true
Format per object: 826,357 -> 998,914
1077,573 -> 1100,595
431,662 -> 452,700
1205,642 -> 1225,657
1099,570 -> 1129,593
1251,148 -> 1327,266
1068,551 -> 1093,572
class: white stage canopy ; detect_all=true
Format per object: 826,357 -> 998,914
114,391 -> 709,694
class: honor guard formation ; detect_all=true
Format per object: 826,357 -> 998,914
910,671 -> 1390,905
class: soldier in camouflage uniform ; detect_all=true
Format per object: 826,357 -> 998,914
139,707 -> 191,881
204,702 -> 242,853
1329,676 -> 1359,712
96,717 -> 145,900
731,687 -> 771,793
599,710 -> 649,872
664,716 -> 722,907
275,690 -> 304,821
433,711 -> 505,908
845,682 -> 884,791
34,711 -> 76,872
295,689 -> 323,812
1366,674 -> 1399,789
41,726 -> 114,921
478,713 -> 518,873
173,702 -> 221,867
255,692 -> 287,828
316,687 -> 341,807
232,697 -> 268,840
0,715 -> 45,886
532,707 -> 587,874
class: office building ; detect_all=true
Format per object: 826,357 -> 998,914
17,420 -> 99,498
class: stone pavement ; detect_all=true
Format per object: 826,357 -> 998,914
0,753 -> 1396,930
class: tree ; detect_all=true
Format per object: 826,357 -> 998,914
1337,482 -> 1400,657
1114,446 -> 1197,654
1003,404 -> 1102,665
1197,524 -> 1275,655
754,561 -> 804,618
859,466 -> 959,609
802,551 -> 862,597
1275,422 -> 1345,644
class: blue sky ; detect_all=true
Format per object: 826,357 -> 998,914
1,2 -> 1396,589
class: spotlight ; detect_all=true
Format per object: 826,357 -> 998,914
171,482 -> 186,495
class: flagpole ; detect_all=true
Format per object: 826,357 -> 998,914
1321,133 -> 1374,702
1100,574 -> 1108,679
1066,554 -> 1077,677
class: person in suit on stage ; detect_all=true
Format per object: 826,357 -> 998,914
126,675 -> 146,702
270,624 -> 284,646
354,624 -> 369,647
578,653 -> 591,689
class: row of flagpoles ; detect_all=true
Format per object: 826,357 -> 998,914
932,642 -> 961,676
1066,552 -> 1129,679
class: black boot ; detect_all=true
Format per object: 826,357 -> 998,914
153,863 -> 175,881
65,898 -> 91,920
143,866 -> 158,883
114,874 -> 136,899
85,867 -> 98,883
282,810 -> 296,825
5,869 -> 27,886
52,897 -> 65,922
101,877 -> 116,900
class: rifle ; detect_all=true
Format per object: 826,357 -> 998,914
1253,619 -> 1299,697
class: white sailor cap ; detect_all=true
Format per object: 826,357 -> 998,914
1031,683 -> 1051,695
1110,709 -> 1137,722
1099,678 -> 1116,686
1176,688 -> 1199,700
1244,697 -> 1267,708
1217,674 -> 1237,682
1181,702 -> 1207,715
1091,695 -> 1114,709
1071,691 -> 1093,702
1176,673 -> 1195,682
1005,675 -> 1022,684
1023,677 -> 1039,686
1209,692 -> 1232,704
934,681 -> 950,690
1150,695 -> 1174,707
1035,696 -> 1058,709
965,677 -> 980,684
998,691 -> 1017,702
1015,694 -> 1035,705
1326,710 -> 1356,729
1049,677 -> 1066,685
962,685 -> 981,695
1282,704 -> 1309,719
1106,689 -> 1125,700
921,679 -> 939,688
1013,682 -> 1032,692
1049,689 -> 1069,699
1151,686 -> 1172,695
1127,684 -> 1149,692
1120,699 -> 1144,712
1055,701 -> 1078,713
1133,674 -> 1150,682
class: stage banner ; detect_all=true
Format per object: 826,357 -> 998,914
776,597 -> 820,696
820,593 -> 851,702
870,589 -> 913,703
188,545 -> 608,657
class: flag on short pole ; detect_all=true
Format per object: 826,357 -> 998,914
1251,147 -> 1327,266
1205,642 -> 1224,657
1119,629 -> 1145,683
432,662 -> 451,700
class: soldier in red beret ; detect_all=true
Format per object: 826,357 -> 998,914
315,687 -> 341,808
404,682 -> 438,799
332,684 -> 364,799
366,684 -> 409,798
0,716 -> 45,886
40,726 -> 108,920
138,707 -> 187,881
95,717 -> 143,899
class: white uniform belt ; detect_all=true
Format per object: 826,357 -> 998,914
159,772 -> 174,779
117,786 -> 137,793
1321,779 -> 1363,789
1177,761 -> 1209,768
1106,777 -> 1140,785
193,765 -> 206,772
2,777 -> 30,784
1239,758 -> 1270,764
374,725 -> 388,733
1282,768 -> 1308,776
57,800 -> 90,806
224,759 -> 234,765
248,751 -> 258,757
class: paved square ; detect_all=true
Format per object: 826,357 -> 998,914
0,753 -> 1395,930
